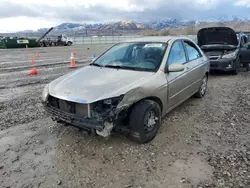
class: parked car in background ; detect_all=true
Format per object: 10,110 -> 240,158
197,27 -> 241,74
42,36 -> 210,143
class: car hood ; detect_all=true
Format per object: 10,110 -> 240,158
48,65 -> 155,103
197,27 -> 238,46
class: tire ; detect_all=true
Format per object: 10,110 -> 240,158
246,63 -> 250,72
231,67 -> 239,75
45,42 -> 50,47
231,57 -> 240,75
39,42 -> 44,47
67,42 -> 72,46
195,75 -> 208,98
129,100 -> 161,144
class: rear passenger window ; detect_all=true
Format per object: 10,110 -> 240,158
184,41 -> 202,61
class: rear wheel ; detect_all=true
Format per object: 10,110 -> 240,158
38,42 -> 44,47
45,42 -> 50,47
67,41 -> 72,46
129,100 -> 161,144
195,75 -> 208,98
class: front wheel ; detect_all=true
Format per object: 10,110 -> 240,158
231,67 -> 239,75
195,75 -> 208,98
231,57 -> 240,75
67,41 -> 72,46
129,100 -> 161,144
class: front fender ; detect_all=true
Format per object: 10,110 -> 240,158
116,87 -> 154,113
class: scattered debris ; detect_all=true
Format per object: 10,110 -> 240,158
180,178 -> 187,183
124,178 -> 134,188
216,132 -> 221,137
57,180 -> 62,185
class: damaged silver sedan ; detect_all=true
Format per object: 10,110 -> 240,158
42,36 -> 210,143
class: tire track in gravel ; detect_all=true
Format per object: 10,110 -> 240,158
0,58 -> 91,73
0,62 -> 90,89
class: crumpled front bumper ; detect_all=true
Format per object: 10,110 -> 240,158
43,103 -> 105,132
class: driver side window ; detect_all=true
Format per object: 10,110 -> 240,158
167,41 -> 187,66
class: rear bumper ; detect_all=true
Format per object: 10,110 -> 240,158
210,58 -> 237,71
43,103 -> 105,131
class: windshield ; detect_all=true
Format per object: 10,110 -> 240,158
91,42 -> 168,71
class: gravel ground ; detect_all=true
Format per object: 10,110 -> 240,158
0,45 -> 249,188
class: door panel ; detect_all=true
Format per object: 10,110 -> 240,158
166,40 -> 189,109
183,41 -> 205,94
167,70 -> 189,108
240,43 -> 250,64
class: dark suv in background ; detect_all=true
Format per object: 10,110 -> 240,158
197,27 -> 243,74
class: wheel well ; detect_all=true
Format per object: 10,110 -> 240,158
126,96 -> 163,117
206,72 -> 209,77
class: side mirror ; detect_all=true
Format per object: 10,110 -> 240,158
168,63 -> 185,72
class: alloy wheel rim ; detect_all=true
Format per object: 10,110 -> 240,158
200,77 -> 207,95
144,110 -> 158,133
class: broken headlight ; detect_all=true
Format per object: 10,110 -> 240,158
90,95 -> 124,120
103,95 -> 124,105
94,95 -> 124,111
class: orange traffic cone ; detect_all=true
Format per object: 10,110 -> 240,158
27,68 -> 38,75
69,52 -> 77,68
36,52 -> 39,58
31,56 -> 35,64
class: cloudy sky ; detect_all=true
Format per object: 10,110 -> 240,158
1,0 -> 250,32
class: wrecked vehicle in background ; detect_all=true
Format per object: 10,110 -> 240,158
197,27 -> 241,75
42,36 -> 209,143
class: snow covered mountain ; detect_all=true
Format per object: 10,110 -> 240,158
16,16 -> 250,34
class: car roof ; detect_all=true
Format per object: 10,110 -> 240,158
122,36 -> 192,43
